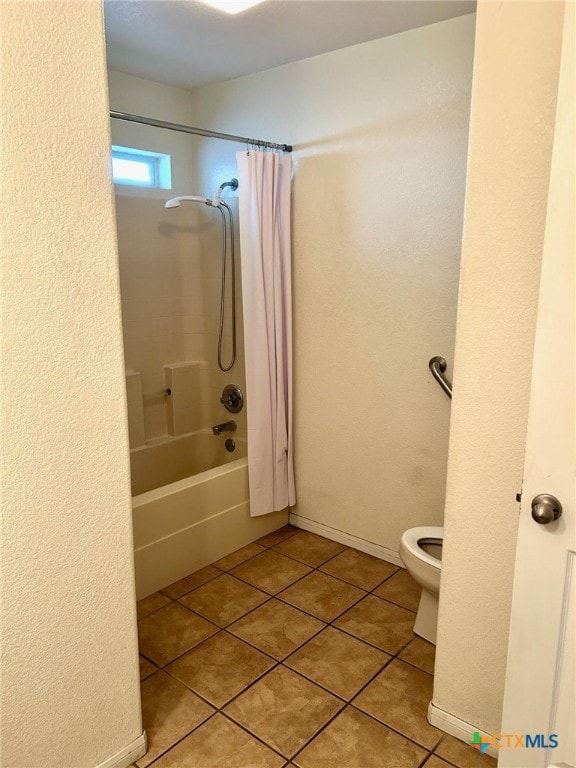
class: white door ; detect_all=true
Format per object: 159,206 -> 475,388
499,3 -> 575,767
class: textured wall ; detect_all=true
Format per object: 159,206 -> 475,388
433,0 -> 565,736
186,14 -> 475,553
1,3 -> 142,767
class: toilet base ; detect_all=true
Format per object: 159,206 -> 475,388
413,588 -> 439,645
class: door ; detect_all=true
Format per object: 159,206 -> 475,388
499,3 -> 575,767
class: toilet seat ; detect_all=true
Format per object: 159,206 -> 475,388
400,526 -> 443,570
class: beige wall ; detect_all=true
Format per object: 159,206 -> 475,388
188,13 -> 476,555
1,4 -> 142,767
433,0 -> 565,736
108,71 -> 247,448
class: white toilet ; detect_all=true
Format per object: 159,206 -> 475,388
399,526 -> 443,645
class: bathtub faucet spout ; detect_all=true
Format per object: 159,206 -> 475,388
212,420 -> 237,436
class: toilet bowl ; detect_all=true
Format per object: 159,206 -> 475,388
399,526 -> 443,645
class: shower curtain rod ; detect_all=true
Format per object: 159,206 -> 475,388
110,110 -> 293,153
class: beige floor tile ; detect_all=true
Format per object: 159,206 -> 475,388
231,550 -> 312,594
399,636 -> 436,674
425,758 -> 456,768
293,707 -> 427,768
374,569 -> 421,612
273,531 -> 346,567
138,602 -> 218,666
160,565 -> 221,599
213,542 -> 266,570
435,735 -> 497,767
137,592 -> 171,620
279,572 -> 364,622
139,655 -> 157,681
224,666 -> 343,758
353,659 -> 441,749
167,632 -> 275,707
285,627 -> 391,700
179,574 -> 269,627
229,599 -> 325,660
319,549 -> 400,590
333,594 -> 415,654
136,671 -> 214,767
148,713 -> 285,768
257,525 -> 299,548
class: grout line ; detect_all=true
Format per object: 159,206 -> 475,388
211,544 -> 272,574
287,695 -> 437,767
141,559 -> 425,670
219,709 -> 294,762
270,698 -> 347,765
317,565 -> 401,593
137,533 -> 441,766
160,629 -> 431,762
138,649 -> 160,667
225,560 -> 315,596
141,606 -> 426,683
137,709 -> 218,768
274,581 -> 367,624
280,651 -> 393,706
255,525 -> 301,548
429,745 -> 494,768
162,657 -> 278,715
268,539 -> 348,569
158,566 -> 222,600
346,702 -> 440,754
175,573 -> 272,619
136,595 -> 176,622
370,591 -> 418,614
223,614 -> 327,664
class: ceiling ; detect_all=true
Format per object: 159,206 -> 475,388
104,0 -> 476,90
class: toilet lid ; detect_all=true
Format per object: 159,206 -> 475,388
401,526 -> 443,570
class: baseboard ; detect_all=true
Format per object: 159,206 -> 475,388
96,732 -> 147,768
289,513 -> 404,568
428,702 -> 498,759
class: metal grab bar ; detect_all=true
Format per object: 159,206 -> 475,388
429,356 -> 452,399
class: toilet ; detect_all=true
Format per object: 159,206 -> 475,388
399,526 -> 443,645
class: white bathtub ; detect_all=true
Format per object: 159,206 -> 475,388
130,430 -> 246,496
131,431 -> 288,599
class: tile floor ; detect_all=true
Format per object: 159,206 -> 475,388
134,526 -> 497,768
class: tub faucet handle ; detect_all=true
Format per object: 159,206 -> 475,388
212,420 -> 237,436
220,384 -> 244,414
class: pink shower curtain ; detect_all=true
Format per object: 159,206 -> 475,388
236,150 -> 296,517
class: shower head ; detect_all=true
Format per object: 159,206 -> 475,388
164,195 -> 213,209
212,178 -> 239,207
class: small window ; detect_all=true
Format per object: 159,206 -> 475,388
112,146 -> 172,189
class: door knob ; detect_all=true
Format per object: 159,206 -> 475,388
531,494 -> 562,525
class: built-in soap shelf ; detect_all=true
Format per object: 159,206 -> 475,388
125,362 -> 213,449
164,362 -> 211,437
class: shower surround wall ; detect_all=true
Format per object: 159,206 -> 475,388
108,72 -> 265,598
186,14 -> 476,558
108,72 -> 246,448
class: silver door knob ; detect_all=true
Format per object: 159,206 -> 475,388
531,494 -> 562,525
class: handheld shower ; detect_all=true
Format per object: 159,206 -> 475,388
212,178 -> 238,207
164,180 -> 238,372
165,195 -> 213,208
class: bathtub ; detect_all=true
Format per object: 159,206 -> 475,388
131,430 -> 288,599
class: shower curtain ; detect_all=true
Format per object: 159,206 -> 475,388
236,150 -> 296,517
